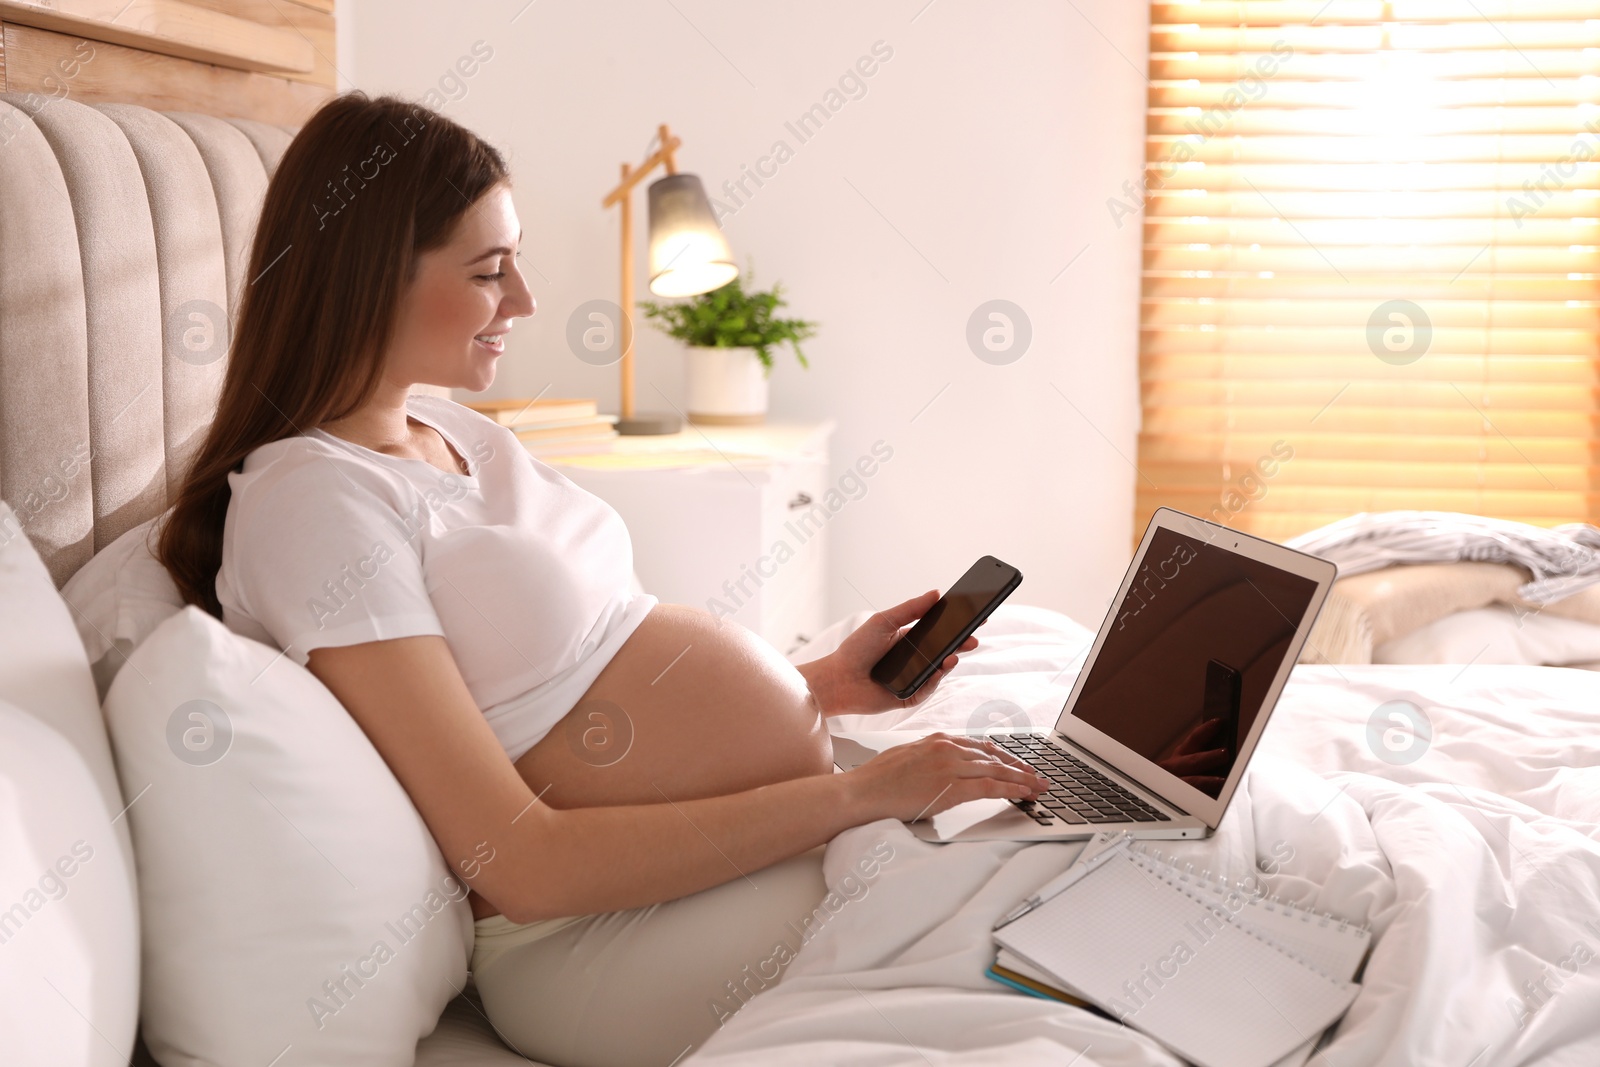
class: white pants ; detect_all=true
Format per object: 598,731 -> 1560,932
472,847 -> 826,1067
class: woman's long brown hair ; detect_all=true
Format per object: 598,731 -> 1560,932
157,93 -> 508,617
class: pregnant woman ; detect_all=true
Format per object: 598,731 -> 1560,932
155,94 -> 1042,1067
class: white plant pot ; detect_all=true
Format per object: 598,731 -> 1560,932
685,345 -> 768,425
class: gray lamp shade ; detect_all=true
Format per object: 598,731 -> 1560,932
647,174 -> 738,297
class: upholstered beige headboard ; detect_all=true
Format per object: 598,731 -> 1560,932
0,94 -> 297,589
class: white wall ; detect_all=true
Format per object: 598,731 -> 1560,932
344,0 -> 1148,628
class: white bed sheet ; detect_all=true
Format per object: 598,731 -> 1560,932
688,605 -> 1600,1066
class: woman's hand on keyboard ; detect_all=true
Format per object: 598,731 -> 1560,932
846,733 -> 1046,823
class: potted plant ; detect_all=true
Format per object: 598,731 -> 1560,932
639,271 -> 816,425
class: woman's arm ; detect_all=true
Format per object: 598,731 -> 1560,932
308,634 -> 1041,924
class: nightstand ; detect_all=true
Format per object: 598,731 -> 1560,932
540,421 -> 836,656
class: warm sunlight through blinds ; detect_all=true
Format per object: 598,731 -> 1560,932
1134,0 -> 1600,542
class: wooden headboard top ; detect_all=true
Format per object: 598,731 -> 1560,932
0,0 -> 334,126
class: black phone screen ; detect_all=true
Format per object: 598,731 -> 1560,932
1203,659 -> 1243,766
871,556 -> 1021,697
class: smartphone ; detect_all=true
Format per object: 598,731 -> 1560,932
870,556 -> 1023,700
1203,658 -> 1243,767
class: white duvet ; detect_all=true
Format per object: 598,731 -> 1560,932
688,605 -> 1600,1066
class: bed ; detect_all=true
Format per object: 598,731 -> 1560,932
707,608 -> 1600,1066
3,93 -> 1598,1066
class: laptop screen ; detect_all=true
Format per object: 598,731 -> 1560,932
1069,526 -> 1318,798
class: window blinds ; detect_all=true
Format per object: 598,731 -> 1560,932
1134,0 -> 1600,543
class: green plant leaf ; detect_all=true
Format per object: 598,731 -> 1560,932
636,269 -> 818,370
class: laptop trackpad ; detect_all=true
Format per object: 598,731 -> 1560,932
916,797 -> 1029,840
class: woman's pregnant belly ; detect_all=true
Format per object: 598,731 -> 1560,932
513,603 -> 834,804
469,604 -> 834,919
461,607 -> 834,916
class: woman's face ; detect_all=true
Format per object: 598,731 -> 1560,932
386,183 -> 536,393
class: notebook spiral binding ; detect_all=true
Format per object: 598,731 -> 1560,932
1135,844 -> 1369,936
1115,848 -> 1363,989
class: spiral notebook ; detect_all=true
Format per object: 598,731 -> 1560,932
992,837 -> 1369,1067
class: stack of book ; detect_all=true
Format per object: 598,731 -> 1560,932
465,397 -> 619,457
988,949 -> 1104,1013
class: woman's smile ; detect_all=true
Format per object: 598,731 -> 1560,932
381,184 -> 534,390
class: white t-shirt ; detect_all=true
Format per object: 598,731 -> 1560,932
216,394 -> 657,762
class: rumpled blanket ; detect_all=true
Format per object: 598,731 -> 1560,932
697,606 -> 1600,1066
1286,511 -> 1600,604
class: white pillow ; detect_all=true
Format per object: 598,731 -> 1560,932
0,700 -> 141,1066
59,512 -> 185,700
1373,604 -> 1600,666
0,502 -> 140,1062
104,607 -> 473,1066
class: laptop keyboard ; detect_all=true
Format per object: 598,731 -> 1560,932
992,734 -> 1170,825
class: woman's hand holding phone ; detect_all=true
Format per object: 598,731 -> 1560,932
869,557 -> 1022,699
796,589 -> 977,717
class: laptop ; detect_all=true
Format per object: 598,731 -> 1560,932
832,507 -> 1337,843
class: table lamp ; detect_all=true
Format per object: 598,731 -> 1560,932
600,124 -> 738,435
